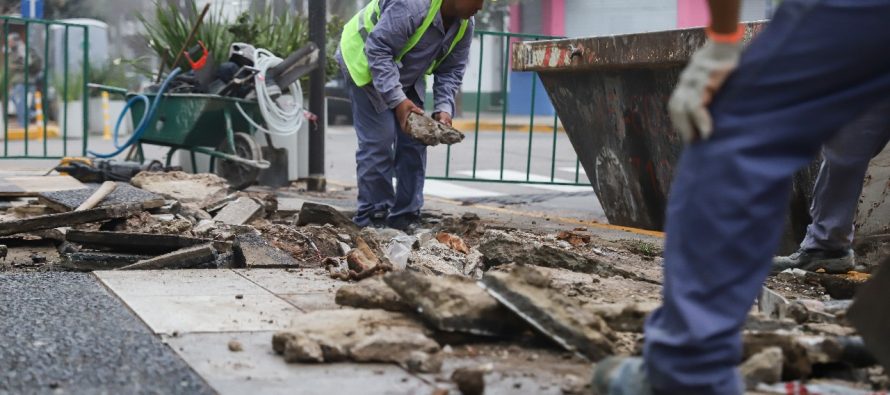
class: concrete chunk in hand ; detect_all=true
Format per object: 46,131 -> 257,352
406,112 -> 465,146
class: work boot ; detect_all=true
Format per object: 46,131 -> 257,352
591,356 -> 654,395
772,248 -> 855,274
387,214 -> 421,234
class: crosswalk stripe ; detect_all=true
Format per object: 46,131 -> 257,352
455,169 -> 591,193
423,179 -> 504,199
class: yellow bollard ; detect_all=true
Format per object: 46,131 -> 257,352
102,91 -> 111,140
33,90 -> 44,139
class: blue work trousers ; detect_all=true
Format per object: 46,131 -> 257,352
801,100 -> 890,251
643,1 -> 890,394
348,79 -> 427,228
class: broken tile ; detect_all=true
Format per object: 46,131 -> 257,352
214,197 -> 264,225
38,182 -> 165,212
119,244 -> 222,270
296,202 -> 358,232
65,230 -> 212,254
234,233 -> 301,268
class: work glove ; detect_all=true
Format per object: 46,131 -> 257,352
668,38 -> 742,143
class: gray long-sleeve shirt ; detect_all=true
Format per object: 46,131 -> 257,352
336,0 -> 474,115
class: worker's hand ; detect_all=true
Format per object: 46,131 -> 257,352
395,99 -> 424,134
668,39 -> 742,143
433,112 -> 453,127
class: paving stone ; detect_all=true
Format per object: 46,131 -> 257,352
234,268 -> 341,294
214,197 -> 264,225
66,230 -> 212,254
0,272 -> 213,394
38,182 -> 165,212
234,233 -> 301,268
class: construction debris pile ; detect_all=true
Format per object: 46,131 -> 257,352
0,170 -> 886,394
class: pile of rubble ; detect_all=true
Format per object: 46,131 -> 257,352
0,170 -> 886,394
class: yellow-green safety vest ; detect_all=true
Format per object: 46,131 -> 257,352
340,0 -> 469,87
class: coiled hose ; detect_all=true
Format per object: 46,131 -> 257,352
89,67 -> 182,158
234,48 -> 304,137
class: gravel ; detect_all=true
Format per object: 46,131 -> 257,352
0,272 -> 215,395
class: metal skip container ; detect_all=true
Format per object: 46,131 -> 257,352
511,23 -> 829,252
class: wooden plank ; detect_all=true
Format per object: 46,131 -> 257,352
37,182 -> 165,212
0,175 -> 85,197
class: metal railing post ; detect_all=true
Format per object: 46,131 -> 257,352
81,26 -> 89,157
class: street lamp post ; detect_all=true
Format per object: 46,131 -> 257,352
307,0 -> 326,191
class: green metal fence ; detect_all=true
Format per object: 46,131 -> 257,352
1,16 -> 90,159
427,30 -> 590,187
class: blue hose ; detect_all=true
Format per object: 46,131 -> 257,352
89,68 -> 182,158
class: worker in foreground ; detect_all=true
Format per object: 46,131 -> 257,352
593,0 -> 890,394
773,101 -> 890,274
336,0 -> 481,231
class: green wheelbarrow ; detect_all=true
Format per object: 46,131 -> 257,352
126,93 -> 271,189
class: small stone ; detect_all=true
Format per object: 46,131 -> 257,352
235,294 -> 244,300
228,340 -> 244,352
741,347 -> 783,390
451,367 -> 485,395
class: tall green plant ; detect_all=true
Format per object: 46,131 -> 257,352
139,0 -> 234,72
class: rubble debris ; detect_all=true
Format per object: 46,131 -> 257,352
295,202 -> 358,232
179,203 -> 212,222
213,197 -> 264,225
586,302 -> 658,333
30,253 -> 46,264
451,366 -> 487,395
461,212 -> 480,222
332,237 -> 393,281
0,245 -> 6,260
228,340 -> 243,352
233,232 -> 300,268
479,230 -> 649,283
65,230 -> 211,254
436,232 -> 469,254
272,309 -> 440,373
743,333 -> 877,379
741,347 -> 784,390
384,235 -> 416,270
61,251 -> 152,271
849,256 -> 890,372
334,276 -> 411,312
118,243 -> 223,270
805,272 -> 869,299
384,271 -> 524,336
480,265 -> 616,361
556,230 -> 592,247
130,171 -> 230,208
405,112 -> 465,146
0,203 -> 143,237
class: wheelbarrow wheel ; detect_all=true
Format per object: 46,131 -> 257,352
215,132 -> 262,190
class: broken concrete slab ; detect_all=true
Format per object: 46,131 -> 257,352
233,232 -> 301,268
480,265 -> 616,361
130,171 -> 230,208
334,276 -> 411,312
119,244 -> 220,270
61,251 -> 153,271
38,182 -> 166,213
296,202 -> 358,232
65,230 -> 212,254
213,197 -> 264,225
406,112 -> 465,146
272,309 -> 441,372
384,271 -> 523,336
0,203 -> 143,237
741,347 -> 784,390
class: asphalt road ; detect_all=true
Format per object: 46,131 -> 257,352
0,272 -> 214,395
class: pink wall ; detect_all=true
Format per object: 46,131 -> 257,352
509,3 -> 521,33
677,0 -> 709,28
541,0 -> 565,36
